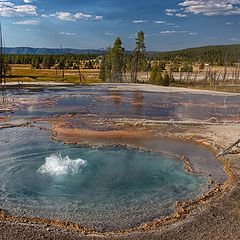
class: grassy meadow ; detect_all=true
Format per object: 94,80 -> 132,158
6,64 -> 101,84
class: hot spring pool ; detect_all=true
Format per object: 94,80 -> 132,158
0,127 -> 207,231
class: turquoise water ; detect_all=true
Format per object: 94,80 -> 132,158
0,127 -> 207,231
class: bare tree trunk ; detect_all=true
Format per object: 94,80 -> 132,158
193,71 -> 198,85
131,54 -> 139,83
217,138 -> 240,157
204,66 -> 211,86
78,67 -> 82,84
234,66 -> 239,86
216,72 -> 221,87
212,71 -> 217,86
62,67 -> 65,79
78,66 -> 86,84
222,53 -> 228,85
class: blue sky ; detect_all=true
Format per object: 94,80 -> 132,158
1,0 -> 240,51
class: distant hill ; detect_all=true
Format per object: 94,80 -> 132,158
149,44 -> 240,65
167,44 -> 240,53
5,44 -> 240,65
4,47 -> 105,55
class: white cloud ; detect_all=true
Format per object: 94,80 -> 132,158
165,8 -> 188,17
160,30 -> 188,34
14,19 -> 39,25
95,15 -> 103,20
56,12 -> 76,21
23,0 -> 33,3
58,32 -> 77,36
153,20 -> 180,30
166,1 -> 240,17
132,20 -> 147,23
55,12 -> 103,21
154,20 -> 166,24
0,0 -> 36,17
104,31 -> 114,36
41,13 -> 55,18
179,0 -> 240,16
189,32 -> 198,35
226,21 -> 233,25
165,9 -> 179,13
175,13 -> 188,17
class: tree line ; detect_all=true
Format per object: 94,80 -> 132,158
4,43 -> 240,69
4,54 -> 101,70
149,44 -> 240,66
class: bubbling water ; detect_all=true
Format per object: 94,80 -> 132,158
38,154 -> 87,176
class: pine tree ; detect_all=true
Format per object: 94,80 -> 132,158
42,55 -> 51,69
111,37 -> 125,82
131,31 -> 146,83
99,57 -> 106,81
31,55 -> 40,69
100,38 -> 124,82
150,66 -> 162,85
59,57 -> 65,79
162,72 -> 170,86
180,62 -> 193,72
149,63 -> 170,86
